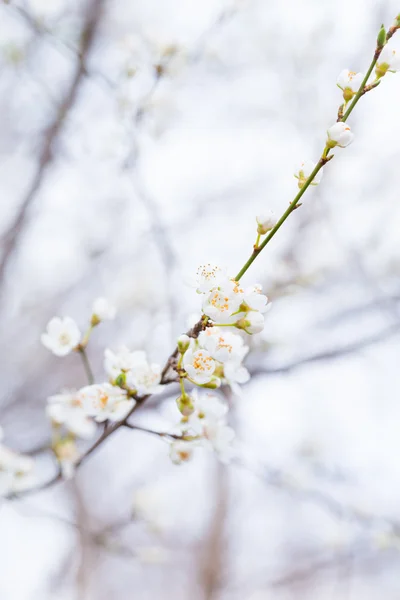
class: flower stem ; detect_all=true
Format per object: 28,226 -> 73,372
341,55 -> 379,122
235,153 -> 328,281
78,347 -> 94,384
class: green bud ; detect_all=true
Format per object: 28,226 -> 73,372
377,24 -> 386,49
396,15 -> 400,28
115,372 -> 126,387
90,314 -> 100,327
177,334 -> 190,354
199,377 -> 221,389
176,393 -> 194,417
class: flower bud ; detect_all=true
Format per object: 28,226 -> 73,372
177,334 -> 190,354
199,376 -> 221,389
115,372 -> 126,387
235,311 -> 265,334
395,15 -> 400,29
294,159 -> 323,189
377,24 -> 386,50
326,122 -> 354,149
256,211 -> 276,235
91,297 -> 116,324
176,393 -> 195,417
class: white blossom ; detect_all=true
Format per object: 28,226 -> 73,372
46,390 -> 96,439
198,327 -> 249,364
202,420 -> 235,460
78,383 -> 134,422
0,440 -> 36,497
337,69 -> 364,96
377,45 -> 400,74
170,440 -> 196,464
294,159 -> 323,188
223,361 -> 250,393
193,390 -> 228,421
326,122 -> 354,148
104,348 -> 162,394
194,264 -> 229,294
126,352 -> 162,394
235,310 -> 265,334
256,211 -> 276,234
41,317 -> 81,356
202,279 -> 244,323
242,284 -> 269,313
183,348 -> 216,384
92,297 -> 116,321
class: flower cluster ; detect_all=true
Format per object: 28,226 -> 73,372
0,427 -> 35,496
196,265 -> 269,334
170,391 -> 235,464
41,298 -> 163,476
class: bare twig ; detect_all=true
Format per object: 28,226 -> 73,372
0,0 -> 106,292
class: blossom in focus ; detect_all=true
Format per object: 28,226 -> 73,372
194,264 -> 229,293
92,297 -> 117,322
241,284 -> 269,313
326,122 -> 354,148
235,310 -> 265,334
78,383 -> 134,422
46,390 -> 96,439
294,160 -> 323,189
256,211 -> 276,235
41,317 -> 81,356
376,45 -> 400,77
183,348 -> 216,384
198,327 -> 249,364
202,279 -> 244,323
337,69 -> 364,100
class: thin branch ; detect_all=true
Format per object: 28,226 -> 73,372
0,0 -> 106,292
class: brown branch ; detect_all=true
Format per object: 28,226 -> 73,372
0,0 -> 106,292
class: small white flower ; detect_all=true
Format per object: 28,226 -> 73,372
41,317 -> 81,356
92,297 -> 116,321
294,160 -> 323,188
194,264 -> 229,294
376,45 -> 400,75
177,334 -> 190,353
183,348 -> 216,384
326,122 -> 354,149
192,390 -> 228,422
202,420 -> 235,461
126,352 -> 162,395
202,279 -> 244,323
198,327 -> 249,364
256,211 -> 276,235
242,284 -> 269,313
235,311 -> 265,334
104,348 -> 161,394
46,391 -> 96,439
78,383 -> 135,422
104,346 -> 136,378
0,443 -> 36,496
223,361 -> 250,393
337,69 -> 364,99
170,440 -> 196,465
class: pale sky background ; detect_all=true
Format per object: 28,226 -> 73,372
1,0 -> 400,599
